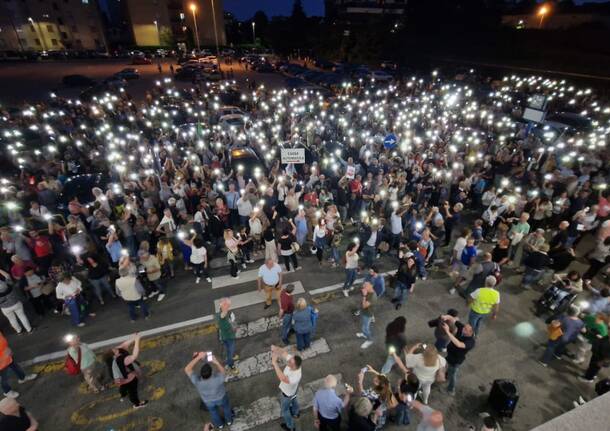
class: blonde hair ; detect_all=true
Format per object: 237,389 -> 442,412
423,345 -> 439,367
296,298 -> 307,310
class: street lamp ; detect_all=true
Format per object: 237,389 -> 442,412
209,0 -> 220,58
537,5 -> 549,29
28,16 -> 47,51
189,3 -> 201,52
251,21 -> 256,44
153,20 -> 159,44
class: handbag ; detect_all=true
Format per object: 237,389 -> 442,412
65,347 -> 82,376
435,359 -> 447,383
291,242 -> 300,253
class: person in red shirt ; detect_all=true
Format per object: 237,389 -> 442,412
26,230 -> 54,274
9,256 -> 36,282
279,284 -> 295,345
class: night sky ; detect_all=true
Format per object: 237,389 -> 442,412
223,0 -> 325,20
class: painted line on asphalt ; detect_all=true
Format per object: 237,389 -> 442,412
214,281 -> 305,312
212,267 -> 295,289
308,271 -> 392,296
226,338 -> 330,383
230,373 -> 344,431
31,315 -> 284,374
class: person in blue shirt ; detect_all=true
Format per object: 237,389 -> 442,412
364,265 -> 385,298
461,238 -> 478,267
313,374 -> 352,431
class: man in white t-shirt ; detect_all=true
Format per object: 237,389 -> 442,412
411,400 -> 445,431
258,259 -> 283,309
56,273 -> 93,327
271,345 -> 302,431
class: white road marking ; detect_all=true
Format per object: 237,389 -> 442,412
212,267 -> 294,289
226,338 -> 331,383
308,271 -> 392,295
230,373 -> 344,431
214,281 -> 305,312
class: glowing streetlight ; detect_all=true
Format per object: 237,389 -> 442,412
209,0 -> 220,58
537,5 -> 549,29
153,20 -> 159,44
190,3 -> 201,52
251,21 -> 256,44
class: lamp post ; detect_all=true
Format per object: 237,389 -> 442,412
251,21 -> 256,44
153,20 -> 159,45
189,3 -> 200,52
28,16 -> 47,51
537,5 -> 549,29
209,0 -> 220,57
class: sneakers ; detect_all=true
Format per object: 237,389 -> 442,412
360,340 -> 373,349
149,291 -> 159,298
133,400 -> 148,409
342,289 -> 349,298
246,259 -> 255,263
578,376 -> 595,383
449,288 -> 456,295
206,277 -> 212,283
353,310 -> 361,316
157,293 -> 166,302
232,276 -> 240,280
295,266 -> 302,271
3,390 -> 19,398
356,332 -> 366,339
538,360 -> 548,367
195,277 -> 201,284
18,374 -> 38,384
77,323 -> 86,328
242,263 -> 247,269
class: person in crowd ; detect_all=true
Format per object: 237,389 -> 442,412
138,250 -> 166,302
312,374 -> 352,431
214,298 -> 238,374
410,400 -> 445,431
0,331 -> 38,398
115,267 -> 150,322
348,396 -> 377,431
356,282 -> 377,350
65,334 -> 104,393
278,221 -> 300,272
293,298 -> 315,351
271,344 -> 302,431
184,234 -> 211,284
380,316 -> 407,374
0,397 -> 39,430
342,242 -> 360,297
573,313 -> 608,365
443,320 -> 475,394
257,258 -> 283,310
184,351 -> 233,429
356,365 -> 397,429
391,254 -> 416,310
428,309 -> 460,353
55,273 -> 94,327
83,253 -> 116,305
107,333 -> 147,409
468,275 -> 500,335
279,284 -> 295,345
393,343 -> 446,405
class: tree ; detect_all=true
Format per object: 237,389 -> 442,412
291,0 -> 306,22
158,26 -> 174,47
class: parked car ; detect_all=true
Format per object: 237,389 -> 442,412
380,60 -> 398,71
370,70 -> 394,83
114,68 -> 140,80
62,74 -> 96,87
174,68 -> 202,81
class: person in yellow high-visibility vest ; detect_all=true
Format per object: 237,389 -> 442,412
468,275 -> 500,336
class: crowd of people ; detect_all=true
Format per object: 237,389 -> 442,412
0,65 -> 610,430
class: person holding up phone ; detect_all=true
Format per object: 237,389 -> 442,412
184,351 -> 233,429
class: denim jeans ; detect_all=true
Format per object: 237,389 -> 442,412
126,298 -> 149,321
362,245 -> 375,268
342,268 -> 357,291
0,361 -> 26,393
541,338 -> 563,364
280,393 -> 299,430
296,332 -> 311,351
223,339 -> 236,368
65,297 -> 82,326
331,247 -> 340,264
90,277 -> 114,303
434,337 -> 450,352
361,314 -> 373,340
468,310 -> 487,335
523,267 -> 544,287
281,313 -> 293,344
381,354 -> 396,374
204,394 -> 233,428
149,278 -> 166,294
393,281 -> 409,305
394,402 -> 410,425
447,363 -> 460,392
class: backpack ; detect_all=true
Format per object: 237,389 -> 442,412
65,347 -> 82,376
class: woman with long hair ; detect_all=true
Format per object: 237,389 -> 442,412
380,316 -> 407,374
312,218 -> 328,266
392,343 -> 446,405
357,366 -> 398,430
278,220 -> 300,272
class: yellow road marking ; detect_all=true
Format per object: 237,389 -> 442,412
311,291 -> 341,305
33,322 -> 218,375
71,385 -> 165,426
118,417 -> 164,431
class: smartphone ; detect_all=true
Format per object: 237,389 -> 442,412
421,343 -> 427,350
207,351 -> 213,362
361,367 -> 368,374
388,346 -> 396,354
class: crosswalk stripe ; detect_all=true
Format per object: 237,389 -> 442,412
214,281 -> 305,312
226,338 -> 330,383
212,267 -> 295,289
229,373 -> 344,431
308,271 -> 393,296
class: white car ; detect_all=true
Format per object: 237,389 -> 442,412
218,106 -> 245,118
219,114 -> 246,129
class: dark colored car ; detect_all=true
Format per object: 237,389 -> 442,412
114,68 -> 140,80
131,56 -> 152,65
229,147 -> 265,180
175,67 -> 203,81
62,74 -> 96,87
